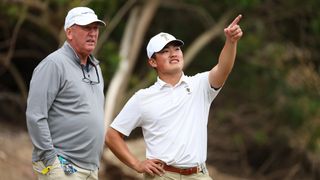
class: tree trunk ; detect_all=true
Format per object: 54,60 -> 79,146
104,0 -> 160,128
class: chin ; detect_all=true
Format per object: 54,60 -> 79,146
86,47 -> 95,53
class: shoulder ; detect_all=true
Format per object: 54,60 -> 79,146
137,82 -> 159,94
33,49 -> 67,75
184,71 -> 209,83
128,83 -> 159,103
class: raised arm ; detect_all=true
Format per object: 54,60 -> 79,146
209,14 -> 243,88
105,128 -> 164,176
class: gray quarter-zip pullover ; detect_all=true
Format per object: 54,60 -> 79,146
26,41 -> 105,171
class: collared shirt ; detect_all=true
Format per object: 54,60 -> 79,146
26,41 -> 105,171
111,72 -> 221,167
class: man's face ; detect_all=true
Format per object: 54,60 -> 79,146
149,43 -> 184,76
67,22 -> 99,57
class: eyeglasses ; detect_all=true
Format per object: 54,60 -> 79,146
81,64 -> 100,85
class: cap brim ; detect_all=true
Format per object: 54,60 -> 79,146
154,39 -> 184,53
169,40 -> 184,47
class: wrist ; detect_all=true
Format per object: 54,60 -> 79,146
225,38 -> 237,45
130,159 -> 141,172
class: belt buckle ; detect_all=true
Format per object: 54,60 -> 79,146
198,163 -> 207,174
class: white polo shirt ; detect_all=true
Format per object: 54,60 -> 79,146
110,72 -> 221,167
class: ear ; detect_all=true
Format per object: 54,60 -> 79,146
148,58 -> 157,68
66,28 -> 73,40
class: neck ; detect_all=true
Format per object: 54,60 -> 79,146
78,54 -> 89,65
159,72 -> 183,86
67,41 -> 90,65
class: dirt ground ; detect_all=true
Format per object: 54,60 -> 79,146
0,123 -> 36,180
0,122 -> 249,180
1,118 -> 317,180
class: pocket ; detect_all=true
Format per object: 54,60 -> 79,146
32,160 -> 47,174
32,157 -> 59,175
51,157 -> 61,169
144,173 -> 165,180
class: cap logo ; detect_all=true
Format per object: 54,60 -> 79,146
81,11 -> 93,15
69,11 -> 94,20
160,34 -> 170,41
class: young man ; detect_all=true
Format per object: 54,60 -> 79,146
26,7 -> 106,180
106,15 -> 243,179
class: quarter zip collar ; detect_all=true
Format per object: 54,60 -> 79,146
61,41 -> 100,67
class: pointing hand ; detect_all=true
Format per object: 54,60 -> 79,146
224,14 -> 243,43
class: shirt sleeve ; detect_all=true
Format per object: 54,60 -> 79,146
26,59 -> 60,166
193,71 -> 222,103
110,92 -> 142,137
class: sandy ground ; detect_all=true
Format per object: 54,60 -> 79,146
103,138 -> 249,180
0,123 -> 247,180
0,126 -> 36,180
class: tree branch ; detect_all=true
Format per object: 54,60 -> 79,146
184,11 -> 232,69
94,0 -> 137,55
104,0 -> 160,127
2,5 -> 27,68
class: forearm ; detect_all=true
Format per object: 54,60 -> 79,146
26,83 -> 56,165
218,40 -> 237,75
209,40 -> 237,88
26,56 -> 63,166
209,14 -> 243,88
105,128 -> 140,171
26,114 -> 56,165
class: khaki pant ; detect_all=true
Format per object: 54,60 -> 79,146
32,157 -> 98,180
144,171 -> 213,180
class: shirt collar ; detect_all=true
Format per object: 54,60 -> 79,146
156,73 -> 189,89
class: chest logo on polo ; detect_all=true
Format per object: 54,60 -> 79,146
184,85 -> 191,94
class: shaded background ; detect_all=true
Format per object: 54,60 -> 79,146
0,0 -> 319,179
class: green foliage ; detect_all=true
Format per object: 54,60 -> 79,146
0,2 -> 22,23
226,0 -> 261,8
53,0 -> 69,5
90,0 -> 127,18
98,41 -> 120,86
1,0 -> 320,177
311,18 -> 320,35
280,98 -> 306,129
5,4 -> 20,17
253,130 -> 268,145
233,133 -> 245,148
288,96 -> 319,131
307,125 -> 320,153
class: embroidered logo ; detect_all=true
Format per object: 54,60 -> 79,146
185,85 -> 191,94
160,33 -> 170,41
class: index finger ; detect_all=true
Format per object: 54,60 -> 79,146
229,14 -> 242,28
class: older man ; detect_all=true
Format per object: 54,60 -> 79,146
26,7 -> 106,180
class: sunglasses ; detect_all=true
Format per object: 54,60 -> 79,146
81,64 -> 100,85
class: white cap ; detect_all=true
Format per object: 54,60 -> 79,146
146,32 -> 184,59
64,7 -> 106,30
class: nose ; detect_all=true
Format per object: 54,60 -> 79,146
89,28 -> 98,35
169,49 -> 177,57
87,27 -> 99,36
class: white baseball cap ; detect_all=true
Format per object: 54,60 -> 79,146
64,7 -> 106,30
146,32 -> 184,59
